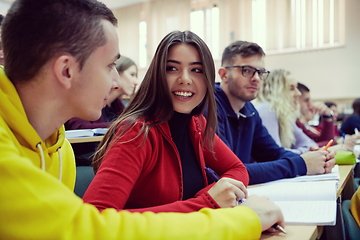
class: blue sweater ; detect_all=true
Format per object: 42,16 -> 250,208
340,115 -> 360,135
212,83 -> 307,184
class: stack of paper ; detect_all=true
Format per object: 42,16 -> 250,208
65,128 -> 108,138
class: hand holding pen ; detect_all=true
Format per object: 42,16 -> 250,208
205,167 -> 286,234
205,167 -> 247,207
241,195 -> 286,234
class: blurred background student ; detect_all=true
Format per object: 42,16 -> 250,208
65,56 -> 139,165
297,82 -> 336,147
256,69 -> 318,154
297,83 -> 360,152
340,98 -> 360,135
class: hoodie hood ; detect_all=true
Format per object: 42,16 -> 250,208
0,66 -> 75,184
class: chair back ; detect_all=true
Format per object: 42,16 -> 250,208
341,199 -> 360,240
74,166 -> 94,198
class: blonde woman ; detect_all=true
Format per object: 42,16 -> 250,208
256,69 -> 317,154
256,69 -> 336,176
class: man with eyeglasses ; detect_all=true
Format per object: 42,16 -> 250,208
210,40 -> 332,185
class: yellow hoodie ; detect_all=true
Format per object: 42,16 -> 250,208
0,67 -> 262,240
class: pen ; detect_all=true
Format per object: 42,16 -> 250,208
272,224 -> 287,234
355,128 -> 359,134
342,133 -> 346,145
324,139 -> 333,151
204,167 -> 245,203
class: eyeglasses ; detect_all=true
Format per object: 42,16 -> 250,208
225,65 -> 270,80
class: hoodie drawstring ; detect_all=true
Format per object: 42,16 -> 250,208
57,148 -> 63,181
36,143 -> 63,181
36,143 -> 46,171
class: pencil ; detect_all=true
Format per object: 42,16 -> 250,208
272,224 -> 287,234
324,139 -> 333,151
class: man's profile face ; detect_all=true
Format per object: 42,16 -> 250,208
69,20 -> 120,121
299,91 -> 314,121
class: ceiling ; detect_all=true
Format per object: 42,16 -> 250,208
101,0 -> 151,9
0,0 -> 150,11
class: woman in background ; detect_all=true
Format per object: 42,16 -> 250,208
256,69 -> 317,154
65,56 -> 139,165
83,30 -> 251,215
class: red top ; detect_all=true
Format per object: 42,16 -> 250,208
83,115 -> 249,213
296,118 -> 335,147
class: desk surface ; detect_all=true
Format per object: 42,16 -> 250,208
67,135 -> 104,144
260,164 -> 354,240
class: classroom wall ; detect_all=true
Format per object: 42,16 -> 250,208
113,0 -> 359,107
263,0 -> 360,102
1,0 -> 357,109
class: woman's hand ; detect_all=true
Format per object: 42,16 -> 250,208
207,177 -> 247,208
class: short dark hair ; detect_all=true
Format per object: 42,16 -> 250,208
297,82 -> 310,94
2,0 -> 117,83
221,40 -> 265,66
353,98 -> 360,116
324,101 -> 337,108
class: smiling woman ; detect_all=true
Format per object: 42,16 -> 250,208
83,30 -> 250,214
166,44 -> 207,114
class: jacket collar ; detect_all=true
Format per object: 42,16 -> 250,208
214,82 -> 255,119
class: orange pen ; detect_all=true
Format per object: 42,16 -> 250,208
324,139 -> 334,151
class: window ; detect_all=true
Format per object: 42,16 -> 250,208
251,0 -> 344,54
139,21 -> 147,68
190,5 -> 220,59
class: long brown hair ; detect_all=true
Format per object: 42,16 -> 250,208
93,30 -> 217,172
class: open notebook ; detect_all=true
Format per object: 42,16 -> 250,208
247,174 -> 338,225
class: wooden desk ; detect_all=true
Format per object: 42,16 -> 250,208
67,135 -> 104,144
260,164 -> 354,240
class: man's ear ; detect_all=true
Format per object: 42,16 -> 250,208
218,68 -> 228,83
53,55 -> 77,89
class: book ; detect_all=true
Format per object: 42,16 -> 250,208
271,164 -> 340,183
65,128 -> 108,139
247,180 -> 337,225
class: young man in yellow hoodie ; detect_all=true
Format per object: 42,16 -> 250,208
0,0 -> 284,239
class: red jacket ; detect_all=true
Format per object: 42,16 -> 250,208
83,115 -> 249,213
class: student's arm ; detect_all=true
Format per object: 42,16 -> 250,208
247,117 -> 307,184
314,118 -> 335,144
0,121 -> 266,240
296,118 -> 335,147
204,134 -> 249,186
289,123 -> 318,154
83,121 -> 242,213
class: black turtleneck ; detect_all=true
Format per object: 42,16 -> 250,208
168,111 -> 205,200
